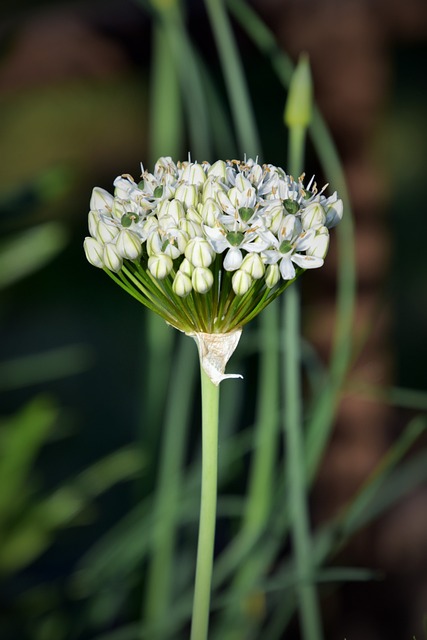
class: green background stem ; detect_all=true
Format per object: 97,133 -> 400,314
190,365 -> 220,640
284,123 -> 323,640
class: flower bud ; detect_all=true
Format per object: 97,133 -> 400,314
207,160 -> 226,180
97,220 -> 120,244
103,244 -> 123,272
116,230 -> 142,260
148,254 -> 173,279
203,178 -> 225,201
182,163 -> 207,186
90,187 -> 114,212
232,270 -> 253,295
192,267 -> 214,293
146,230 -> 162,256
175,184 -> 198,209
265,263 -> 280,288
173,271 -> 193,297
179,218 -> 202,239
307,226 -> 330,259
179,258 -> 194,277
185,237 -> 215,267
240,253 -> 265,279
168,199 -> 185,222
201,199 -> 221,226
284,53 -> 312,129
301,202 -> 326,230
84,237 -> 104,268
324,196 -> 343,228
88,211 -> 99,238
263,202 -> 283,234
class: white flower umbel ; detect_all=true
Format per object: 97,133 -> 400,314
84,157 -> 343,381
84,156 -> 343,640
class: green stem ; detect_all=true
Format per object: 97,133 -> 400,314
283,286 -> 322,640
284,126 -> 323,640
190,365 -> 220,640
203,0 -> 261,157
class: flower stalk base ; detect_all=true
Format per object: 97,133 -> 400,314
189,329 -> 243,385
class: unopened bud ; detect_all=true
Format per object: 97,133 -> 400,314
232,270 -> 253,295
148,254 -> 173,279
84,237 -> 104,268
103,244 -> 123,272
192,267 -> 214,293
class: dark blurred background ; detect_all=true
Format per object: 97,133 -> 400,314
1,0 -> 427,638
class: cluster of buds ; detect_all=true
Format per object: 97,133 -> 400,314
84,157 -> 342,336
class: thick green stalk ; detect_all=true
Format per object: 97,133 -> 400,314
284,125 -> 323,640
190,366 -> 220,640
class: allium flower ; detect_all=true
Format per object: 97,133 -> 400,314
84,157 -> 342,341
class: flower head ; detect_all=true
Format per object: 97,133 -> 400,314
84,157 -> 342,334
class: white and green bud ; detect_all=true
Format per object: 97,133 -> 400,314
232,270 -> 253,295
90,187 -> 114,212
103,243 -> 123,272
179,258 -> 194,277
324,197 -> 343,228
88,211 -> 99,238
168,199 -> 185,222
201,198 -> 221,226
203,178 -> 225,201
301,202 -> 326,230
148,254 -> 173,279
240,253 -> 265,279
97,220 -> 120,244
163,230 -> 188,259
116,229 -> 142,260
175,184 -> 198,209
173,271 -> 193,297
146,230 -> 163,256
185,237 -> 215,268
84,237 -> 104,268
307,226 -> 329,259
179,218 -> 203,239
207,160 -> 226,180
192,267 -> 214,294
265,263 -> 280,288
182,162 -> 207,186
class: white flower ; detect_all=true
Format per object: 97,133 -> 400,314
85,156 -> 342,334
204,225 -> 267,271
262,216 -> 323,280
